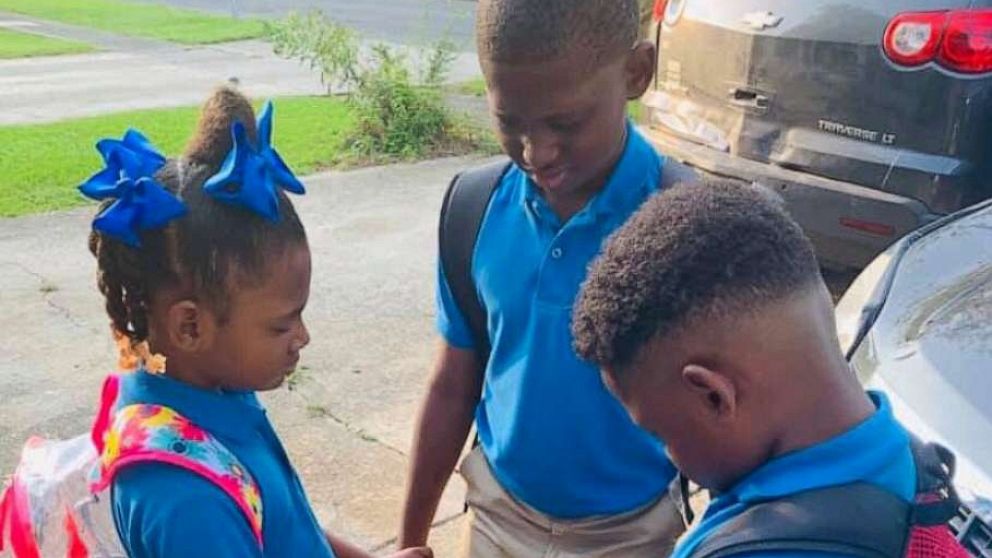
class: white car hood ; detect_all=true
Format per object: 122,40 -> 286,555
868,373 -> 992,524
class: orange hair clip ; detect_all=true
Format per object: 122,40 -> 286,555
113,329 -> 167,374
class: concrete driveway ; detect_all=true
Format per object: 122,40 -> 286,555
0,156 -> 499,555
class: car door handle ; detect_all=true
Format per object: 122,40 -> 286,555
728,87 -> 770,109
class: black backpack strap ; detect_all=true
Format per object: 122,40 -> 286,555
907,438 -> 961,527
690,439 -> 964,558
660,157 -> 700,190
669,472 -> 696,529
438,158 -> 512,361
690,483 -> 911,558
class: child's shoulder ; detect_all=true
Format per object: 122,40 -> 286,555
95,380 -> 267,554
112,463 -> 263,558
99,400 -> 265,524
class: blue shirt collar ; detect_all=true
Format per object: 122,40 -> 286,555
726,391 -> 913,504
674,391 -> 916,558
521,121 -> 663,223
117,371 -> 267,442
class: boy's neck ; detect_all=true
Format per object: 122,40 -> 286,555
751,289 -> 877,463
769,363 -> 875,460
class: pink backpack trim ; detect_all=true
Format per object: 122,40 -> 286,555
0,460 -> 42,558
90,450 -> 264,546
90,375 -> 119,455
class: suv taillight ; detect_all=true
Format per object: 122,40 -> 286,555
884,9 -> 992,73
941,11 -> 992,73
652,0 -> 668,22
883,12 -> 946,66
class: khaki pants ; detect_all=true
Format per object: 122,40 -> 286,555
458,448 -> 684,558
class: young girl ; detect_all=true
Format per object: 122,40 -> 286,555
82,87 -> 431,558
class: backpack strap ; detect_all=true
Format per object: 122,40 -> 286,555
438,158 -> 512,362
90,403 -> 264,547
690,482 -> 910,558
659,157 -> 700,190
907,439 -> 960,527
690,439 -> 965,558
670,472 -> 696,529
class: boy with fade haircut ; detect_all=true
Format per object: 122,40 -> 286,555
572,182 -> 959,558
399,0 -> 687,556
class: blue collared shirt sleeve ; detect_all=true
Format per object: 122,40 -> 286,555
112,464 -> 264,558
435,260 -> 477,349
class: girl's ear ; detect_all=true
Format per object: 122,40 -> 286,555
165,300 -> 218,353
625,40 -> 657,100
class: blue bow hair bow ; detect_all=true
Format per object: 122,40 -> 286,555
203,101 -> 305,221
78,129 -> 187,247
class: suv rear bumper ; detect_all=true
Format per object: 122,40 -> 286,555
644,128 -> 942,270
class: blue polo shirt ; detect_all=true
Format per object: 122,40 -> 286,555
437,123 -> 676,519
673,391 -> 917,558
110,371 -> 336,558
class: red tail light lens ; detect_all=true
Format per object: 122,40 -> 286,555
653,0 -> 668,22
883,11 -> 946,66
940,11 -> 992,73
884,9 -> 992,73
840,217 -> 896,237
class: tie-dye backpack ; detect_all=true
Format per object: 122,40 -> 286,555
0,375 -> 264,557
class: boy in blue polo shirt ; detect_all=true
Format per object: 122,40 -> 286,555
399,0 -> 684,556
572,182 -> 919,558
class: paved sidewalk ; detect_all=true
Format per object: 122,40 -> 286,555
0,10 -> 482,125
0,156 -> 499,555
0,11 -> 171,51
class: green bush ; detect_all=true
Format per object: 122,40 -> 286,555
267,12 -> 480,160
267,12 -> 359,92
348,44 -> 451,157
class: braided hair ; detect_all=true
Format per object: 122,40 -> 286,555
88,87 -> 307,358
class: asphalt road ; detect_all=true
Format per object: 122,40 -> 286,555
140,0 -> 477,49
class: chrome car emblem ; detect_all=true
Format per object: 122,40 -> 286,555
742,11 -> 783,31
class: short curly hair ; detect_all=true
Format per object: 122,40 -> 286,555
476,0 -> 640,64
572,181 -> 822,371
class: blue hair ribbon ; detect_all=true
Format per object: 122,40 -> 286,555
203,101 -> 305,221
78,129 -> 187,248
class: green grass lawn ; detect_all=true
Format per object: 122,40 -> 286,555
0,0 -> 265,45
455,77 -> 487,97
0,97 -> 354,217
0,28 -> 93,58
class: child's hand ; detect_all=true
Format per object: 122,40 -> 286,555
389,547 -> 433,558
